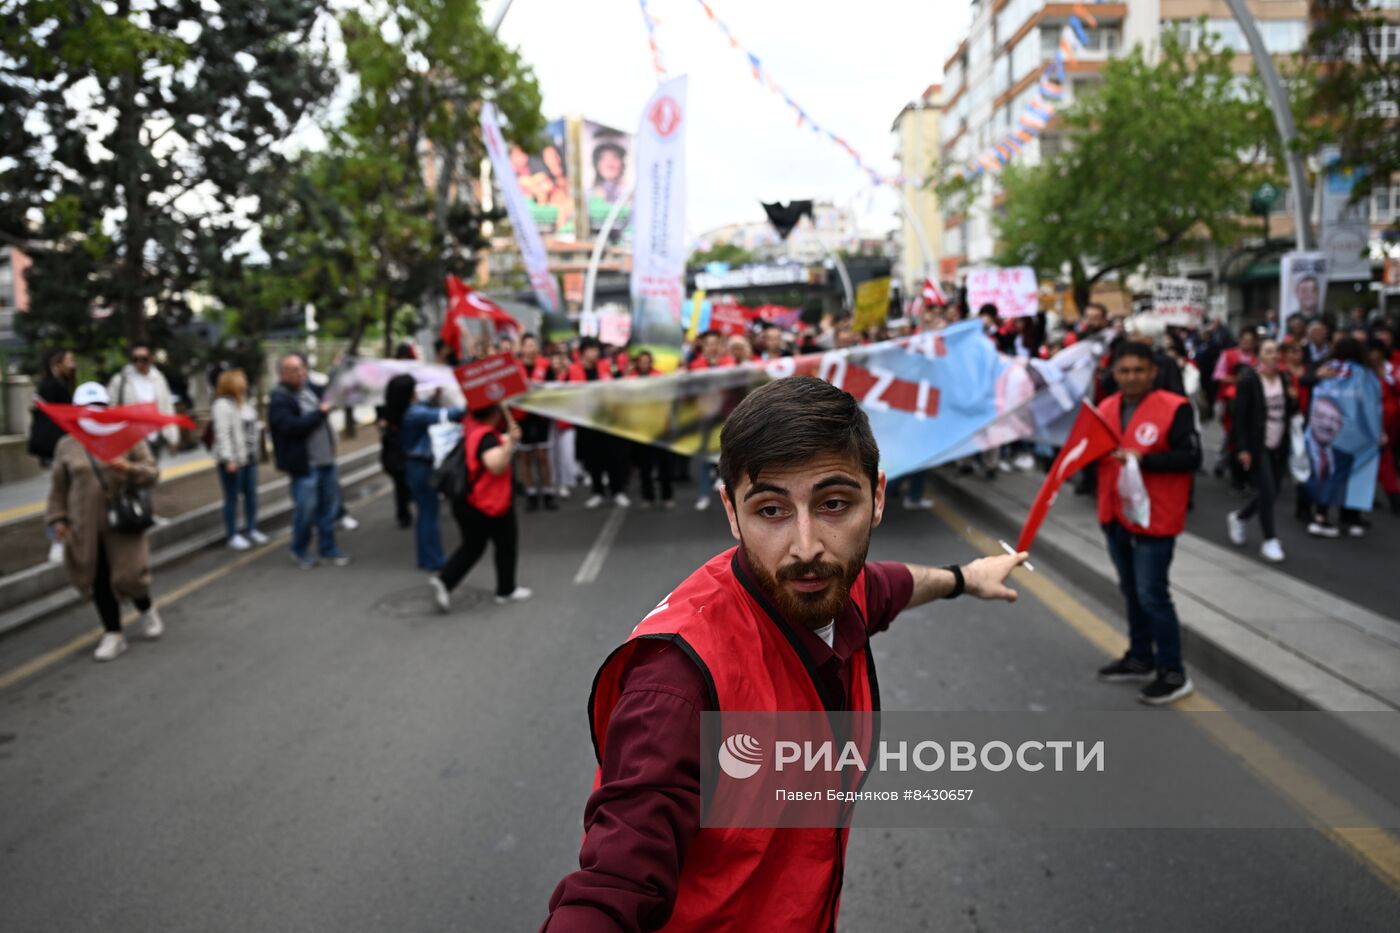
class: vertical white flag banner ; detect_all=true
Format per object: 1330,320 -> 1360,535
630,75 -> 688,370
480,102 -> 560,313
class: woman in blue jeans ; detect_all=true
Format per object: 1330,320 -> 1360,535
399,382 -> 465,571
211,368 -> 268,550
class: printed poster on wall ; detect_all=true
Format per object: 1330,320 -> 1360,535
1150,277 -> 1208,329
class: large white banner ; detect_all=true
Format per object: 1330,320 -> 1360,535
480,102 -> 561,313
630,75 -> 689,367
966,267 -> 1039,319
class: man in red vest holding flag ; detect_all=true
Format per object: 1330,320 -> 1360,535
1094,342 -> 1201,705
542,376 -> 1027,931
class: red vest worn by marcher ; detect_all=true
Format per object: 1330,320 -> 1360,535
1096,390 -> 1193,537
566,361 -> 613,382
589,548 -> 877,932
465,421 -> 512,517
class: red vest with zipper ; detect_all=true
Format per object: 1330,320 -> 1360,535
1096,390 -> 1192,537
588,547 -> 876,933
566,361 -> 612,382
465,421 -> 511,517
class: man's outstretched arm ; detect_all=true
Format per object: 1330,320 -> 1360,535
904,551 -> 1028,608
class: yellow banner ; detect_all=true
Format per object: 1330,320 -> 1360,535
852,277 -> 891,333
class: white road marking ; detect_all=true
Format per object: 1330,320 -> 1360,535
574,508 -> 628,584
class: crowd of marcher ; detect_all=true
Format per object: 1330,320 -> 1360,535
22,293 -> 1398,668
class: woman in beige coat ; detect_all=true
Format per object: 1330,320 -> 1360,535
46,382 -> 164,662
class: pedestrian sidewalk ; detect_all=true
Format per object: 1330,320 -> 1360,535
0,447 -> 215,527
931,462 -> 1400,717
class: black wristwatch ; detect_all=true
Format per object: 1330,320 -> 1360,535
942,564 -> 965,600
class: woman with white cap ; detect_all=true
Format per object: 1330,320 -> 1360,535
45,382 -> 163,661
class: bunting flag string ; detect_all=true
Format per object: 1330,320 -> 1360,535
953,2 -> 1104,182
637,0 -> 668,80
685,0 -> 917,189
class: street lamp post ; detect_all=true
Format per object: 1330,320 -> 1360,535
1223,0 -> 1314,251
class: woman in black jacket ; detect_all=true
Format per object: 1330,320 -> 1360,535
27,347 -> 76,466
1227,339 -> 1297,562
378,373 -> 417,529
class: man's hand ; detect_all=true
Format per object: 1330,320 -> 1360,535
1238,450 -> 1253,471
107,458 -> 130,474
963,552 -> 1029,602
318,401 -> 332,414
225,462 -> 238,474
52,523 -> 67,544
1111,449 -> 1135,463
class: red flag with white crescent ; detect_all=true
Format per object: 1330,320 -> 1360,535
1014,401 -> 1118,553
922,277 -> 948,308
36,402 -> 195,462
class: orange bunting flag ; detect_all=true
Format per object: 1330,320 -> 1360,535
1073,3 -> 1098,28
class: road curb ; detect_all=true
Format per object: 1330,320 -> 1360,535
0,447 -> 384,637
927,468 -> 1400,807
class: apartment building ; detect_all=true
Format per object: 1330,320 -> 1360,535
938,0 -> 1318,278
891,85 -> 944,295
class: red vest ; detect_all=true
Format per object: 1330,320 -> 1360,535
1096,390 -> 1193,537
465,421 -> 511,517
589,548 -> 877,932
567,361 -> 612,382
687,355 -> 736,371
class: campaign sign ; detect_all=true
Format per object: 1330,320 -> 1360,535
966,267 -> 1038,319
455,353 -> 529,410
1150,278 -> 1208,328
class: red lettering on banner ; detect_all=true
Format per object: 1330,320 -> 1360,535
786,354 -> 940,418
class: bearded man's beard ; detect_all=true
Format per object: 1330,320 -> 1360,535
742,530 -> 871,631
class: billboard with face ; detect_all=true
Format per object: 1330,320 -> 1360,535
582,120 -> 634,236
507,118 -> 573,236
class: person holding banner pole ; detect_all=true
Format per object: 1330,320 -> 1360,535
570,337 -> 630,509
400,384 -> 466,572
1095,343 -> 1200,706
430,404 -> 531,612
1227,340 -> 1296,562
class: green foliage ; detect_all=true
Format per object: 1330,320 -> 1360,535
688,242 -> 756,268
1306,1 -> 1400,229
1,0 -> 336,360
990,28 -> 1278,305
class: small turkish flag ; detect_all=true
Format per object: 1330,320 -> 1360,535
1014,402 -> 1118,553
36,401 -> 195,462
922,278 -> 948,308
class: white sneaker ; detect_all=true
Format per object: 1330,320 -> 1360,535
613,492 -> 631,508
494,587 -> 533,605
142,607 -> 164,640
1346,524 -> 1366,538
94,632 -> 128,662
695,496 -> 711,512
340,514 -> 360,531
584,494 -> 606,509
556,485 -> 571,500
1260,538 -> 1285,562
48,542 -> 64,563
1226,511 -> 1247,546
428,576 -> 450,613
1307,521 -> 1339,539
1013,453 -> 1036,472
247,529 -> 270,546
227,534 -> 252,551
997,460 -> 1013,473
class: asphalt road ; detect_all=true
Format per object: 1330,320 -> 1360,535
2,478 -> 1399,931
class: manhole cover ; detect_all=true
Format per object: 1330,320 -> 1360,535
375,586 -> 487,618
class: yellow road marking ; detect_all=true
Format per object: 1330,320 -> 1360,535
0,456 -> 215,525
0,484 -> 387,691
931,498 -> 1400,897
0,534 -> 279,692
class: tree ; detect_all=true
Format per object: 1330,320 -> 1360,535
338,0 -> 544,298
1,0 -> 335,359
1307,1 -> 1400,230
688,242 -> 755,269
974,29 -> 1277,307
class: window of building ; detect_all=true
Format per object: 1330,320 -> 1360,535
995,0 -> 1040,46
1168,18 -> 1307,55
1372,185 -> 1400,223
0,254 -> 13,310
1040,24 -> 1121,57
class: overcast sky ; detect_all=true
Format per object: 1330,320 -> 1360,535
490,0 -> 970,238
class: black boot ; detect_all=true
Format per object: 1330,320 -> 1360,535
1390,492 -> 1400,515
544,493 -> 559,511
526,494 -> 540,512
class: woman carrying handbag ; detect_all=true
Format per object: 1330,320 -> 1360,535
45,383 -> 164,662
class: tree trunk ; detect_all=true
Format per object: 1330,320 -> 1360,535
114,42 -> 150,349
